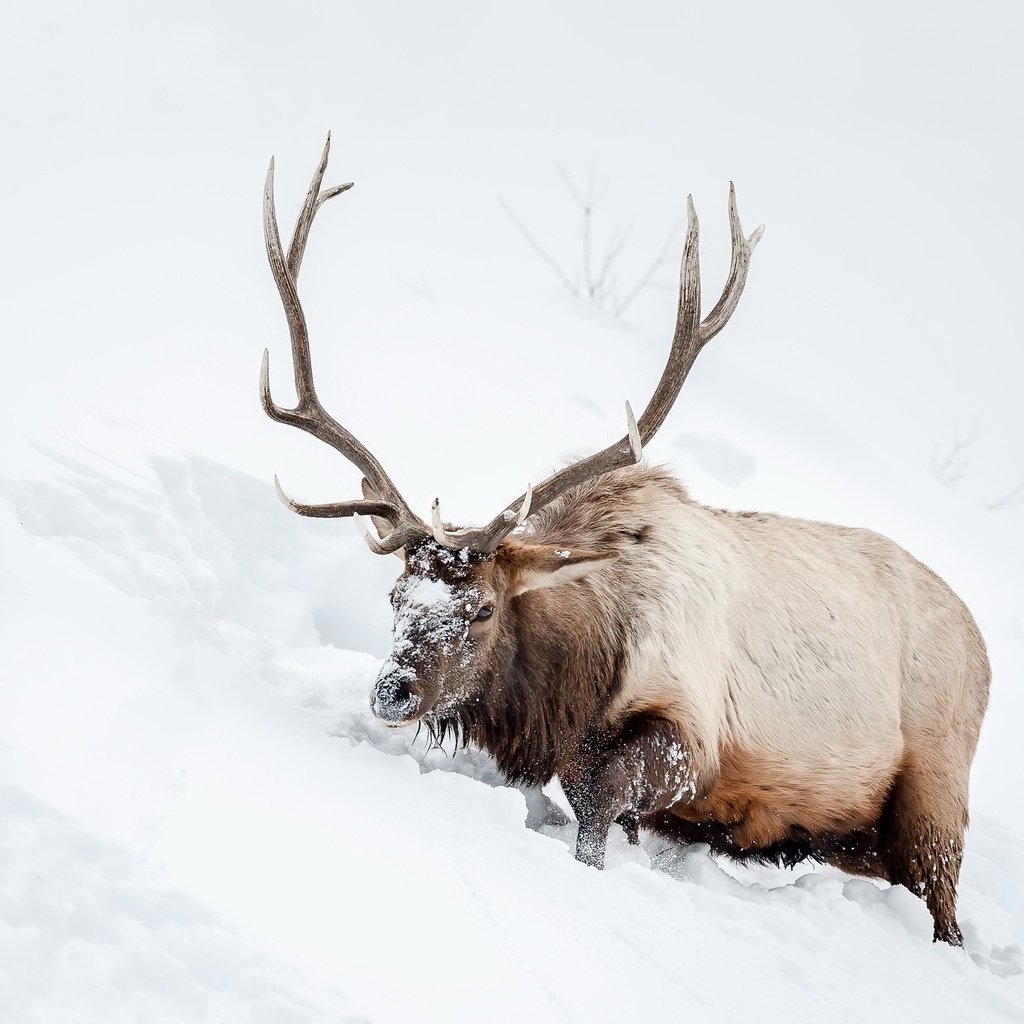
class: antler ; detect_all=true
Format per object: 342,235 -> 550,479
260,135 -> 429,554
431,184 -> 764,552
261,137 -> 762,557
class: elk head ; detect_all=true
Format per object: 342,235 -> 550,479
368,532 -> 619,725
259,134 -> 762,728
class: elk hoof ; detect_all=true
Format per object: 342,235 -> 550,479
616,812 -> 640,845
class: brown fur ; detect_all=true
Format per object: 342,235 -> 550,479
372,464 -> 989,945
671,744 -> 896,849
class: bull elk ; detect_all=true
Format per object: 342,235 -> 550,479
259,136 -> 990,945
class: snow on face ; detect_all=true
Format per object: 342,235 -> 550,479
371,542 -> 483,723
391,573 -> 472,661
369,662 -> 419,723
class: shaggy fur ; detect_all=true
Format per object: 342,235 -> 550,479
372,463 -> 990,946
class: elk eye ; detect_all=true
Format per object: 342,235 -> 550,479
474,605 -> 494,622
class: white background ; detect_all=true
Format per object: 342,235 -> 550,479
2,2 -> 1023,1021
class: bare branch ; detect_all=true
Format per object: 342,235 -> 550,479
932,425 -> 978,488
593,227 -> 628,302
555,163 -> 588,211
498,198 -> 579,298
985,480 -> 1024,511
556,163 -> 611,302
507,162 -> 740,321
613,221 -> 680,317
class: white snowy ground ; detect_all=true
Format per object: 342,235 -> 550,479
2,362 -> 1023,1022
4,1 -> 1024,1020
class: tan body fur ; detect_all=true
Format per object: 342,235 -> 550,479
568,470 -> 986,838
515,464 -> 989,942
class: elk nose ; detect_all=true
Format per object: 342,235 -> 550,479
370,670 -> 420,724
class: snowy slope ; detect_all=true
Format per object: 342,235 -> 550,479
2,371 -> 1023,1022
0,786 -> 360,1023
4,1 -> 1024,1020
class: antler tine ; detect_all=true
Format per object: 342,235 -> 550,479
263,157 -> 317,410
353,514 -> 390,556
634,194 -> 701,441
698,182 -> 764,346
261,136 -> 428,549
274,474 -> 399,521
626,401 -> 642,461
274,474 -> 422,554
430,500 -> 449,546
286,133 -> 354,281
440,187 -> 760,554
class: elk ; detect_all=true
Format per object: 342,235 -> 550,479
259,136 -> 990,946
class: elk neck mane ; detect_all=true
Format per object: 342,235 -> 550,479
426,463 -> 693,785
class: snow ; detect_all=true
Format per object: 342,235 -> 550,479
373,550 -> 480,720
398,573 -> 460,614
0,786 -> 360,1024
3,366 -> 1023,1024
3,1 -> 1024,1020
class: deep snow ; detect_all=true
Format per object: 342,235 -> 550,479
2,372 -> 1023,1021
4,1 -> 1024,1020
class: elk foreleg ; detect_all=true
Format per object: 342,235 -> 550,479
567,715 -> 701,869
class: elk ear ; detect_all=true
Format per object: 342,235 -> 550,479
361,478 -> 406,561
500,543 -> 619,596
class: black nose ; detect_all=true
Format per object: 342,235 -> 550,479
371,674 -> 419,723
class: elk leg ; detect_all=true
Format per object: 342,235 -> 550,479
616,811 -> 641,845
567,715 -> 700,869
882,760 -> 968,946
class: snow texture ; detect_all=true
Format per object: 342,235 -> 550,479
2,401 -> 1022,1023
3,1 -> 1024,1020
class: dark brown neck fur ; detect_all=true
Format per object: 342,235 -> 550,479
444,590 -> 628,785
428,464 -> 688,784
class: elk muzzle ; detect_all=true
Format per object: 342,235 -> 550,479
370,659 -> 424,725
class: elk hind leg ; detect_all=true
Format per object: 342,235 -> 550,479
883,762 -> 968,946
822,829 -> 888,880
